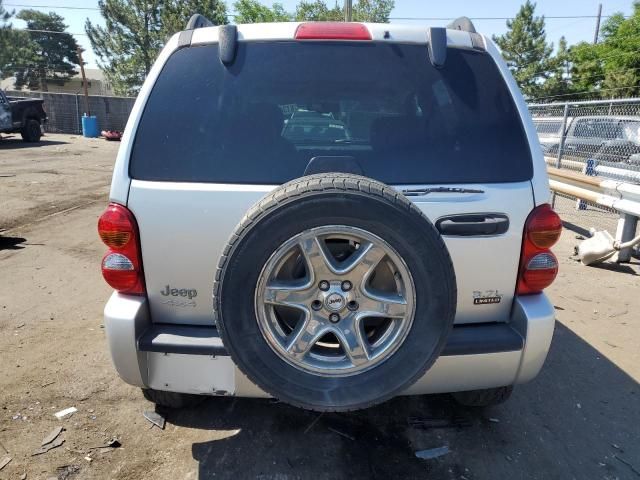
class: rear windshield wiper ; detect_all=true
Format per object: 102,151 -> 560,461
401,187 -> 485,197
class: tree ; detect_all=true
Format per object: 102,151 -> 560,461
161,0 -> 228,35
233,0 -> 291,23
234,0 -> 394,24
295,1 -> 342,21
0,0 -> 33,79
0,0 -> 14,72
353,0 -> 394,22
537,36 -> 573,99
568,5 -> 640,99
12,10 -> 79,91
493,0 -> 554,99
86,0 -> 164,96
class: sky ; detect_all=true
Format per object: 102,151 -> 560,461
5,0 -> 635,69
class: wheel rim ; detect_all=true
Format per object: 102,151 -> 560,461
255,225 -> 416,377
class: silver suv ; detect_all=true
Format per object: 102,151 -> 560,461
99,17 -> 561,411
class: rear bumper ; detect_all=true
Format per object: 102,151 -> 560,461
103,292 -> 555,397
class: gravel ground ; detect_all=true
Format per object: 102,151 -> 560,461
0,134 -> 638,480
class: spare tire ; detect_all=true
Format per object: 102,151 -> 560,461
214,174 -> 456,411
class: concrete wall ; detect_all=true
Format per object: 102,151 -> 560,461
5,90 -> 135,134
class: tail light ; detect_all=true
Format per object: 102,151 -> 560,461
295,22 -> 372,40
517,204 -> 561,295
98,203 -> 145,295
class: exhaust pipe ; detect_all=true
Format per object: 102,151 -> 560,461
577,228 -> 640,266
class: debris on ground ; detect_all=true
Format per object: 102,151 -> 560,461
32,437 -> 65,456
101,130 -> 122,141
327,427 -> 355,441
143,410 -> 166,430
89,438 -> 121,450
56,464 -> 80,480
415,446 -> 450,460
54,407 -> 77,419
0,456 -> 12,471
41,381 -> 55,388
408,416 -> 471,429
41,426 -> 64,446
19,472 -> 26,480
488,418 -> 500,423
303,412 -> 323,434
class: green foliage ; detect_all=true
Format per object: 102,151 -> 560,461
233,0 -> 394,24
0,0 -> 35,80
352,0 -> 394,22
492,0 -> 555,99
295,1 -> 342,21
13,10 -> 79,91
568,4 -> 640,99
233,0 -> 291,23
537,36 -> 572,99
0,0 -> 14,72
161,0 -> 228,35
86,0 -> 164,96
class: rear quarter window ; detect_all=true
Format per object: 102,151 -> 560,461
130,41 -> 533,185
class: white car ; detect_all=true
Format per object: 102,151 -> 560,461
99,16 -> 560,411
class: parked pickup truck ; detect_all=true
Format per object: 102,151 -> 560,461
0,90 -> 47,142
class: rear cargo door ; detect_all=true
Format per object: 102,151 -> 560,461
127,40 -> 535,326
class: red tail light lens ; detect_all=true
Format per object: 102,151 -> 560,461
98,203 -> 145,295
526,203 -> 562,248
517,204 -> 561,295
295,22 -> 372,40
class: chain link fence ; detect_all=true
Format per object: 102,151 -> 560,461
529,98 -> 640,240
5,90 -> 135,135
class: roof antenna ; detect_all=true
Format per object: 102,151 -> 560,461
446,16 -> 477,33
185,14 -> 213,30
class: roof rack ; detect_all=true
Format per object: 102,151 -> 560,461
446,16 -> 477,33
185,14 -> 213,30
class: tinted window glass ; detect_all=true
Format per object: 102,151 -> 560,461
534,120 -> 562,135
131,42 -> 533,184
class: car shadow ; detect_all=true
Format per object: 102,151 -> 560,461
165,322 -> 639,479
0,235 -> 26,250
0,137 -> 69,149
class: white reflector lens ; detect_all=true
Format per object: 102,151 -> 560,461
526,252 -> 557,270
102,253 -> 134,271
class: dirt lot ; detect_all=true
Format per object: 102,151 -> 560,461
1,134 -> 639,480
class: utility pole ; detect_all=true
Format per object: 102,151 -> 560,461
344,0 -> 352,22
76,47 -> 90,116
593,3 -> 602,44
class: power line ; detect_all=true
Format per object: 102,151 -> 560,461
531,84 -> 640,102
520,49 -> 640,80
389,15 -> 623,21
15,27 -> 87,36
5,3 -> 99,10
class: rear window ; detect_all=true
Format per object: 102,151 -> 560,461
131,42 -> 533,184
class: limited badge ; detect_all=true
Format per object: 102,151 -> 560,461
473,290 -> 503,305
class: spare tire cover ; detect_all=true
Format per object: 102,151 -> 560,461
214,174 -> 457,411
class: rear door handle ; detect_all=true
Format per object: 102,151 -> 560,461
436,214 -> 509,236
